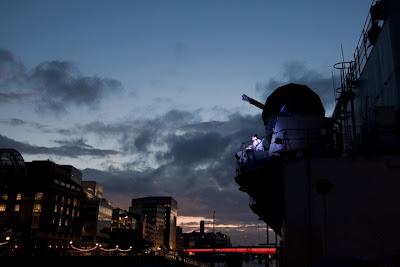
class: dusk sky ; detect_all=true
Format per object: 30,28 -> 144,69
0,0 -> 371,245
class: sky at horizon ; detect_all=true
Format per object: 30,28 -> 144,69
0,0 -> 372,245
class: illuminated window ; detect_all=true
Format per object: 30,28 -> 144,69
58,218 -> 62,227
15,204 -> 20,212
67,198 -> 71,205
73,199 -> 77,207
64,219 -> 68,226
54,179 -> 59,185
66,208 -> 69,215
16,194 -> 22,200
54,205 -> 58,213
0,204 -> 6,212
61,196 -> 65,203
34,193 -> 43,201
61,206 -> 64,213
1,194 -> 8,200
76,210 -> 80,217
60,181 -> 65,187
33,203 -> 42,213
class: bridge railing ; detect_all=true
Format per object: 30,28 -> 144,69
183,247 -> 277,255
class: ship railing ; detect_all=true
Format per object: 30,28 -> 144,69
333,0 -> 386,126
273,126 -> 336,151
275,124 -> 400,157
235,128 -> 337,175
235,138 -> 269,175
344,0 -> 385,83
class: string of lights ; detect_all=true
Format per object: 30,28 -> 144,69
99,246 -> 133,252
112,246 -> 133,252
68,241 -> 132,253
70,244 -> 98,252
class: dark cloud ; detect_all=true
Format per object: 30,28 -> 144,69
47,109 -> 200,142
72,110 -> 266,228
163,109 -> 197,124
0,92 -> 31,104
162,132 -> 231,166
6,118 -> 25,126
256,61 -> 336,114
81,121 -> 128,137
109,109 -> 199,154
133,130 -> 152,153
56,128 -> 76,136
0,48 -> 123,113
0,134 -> 120,158
31,61 -> 122,112
1,118 -> 49,131
53,138 -> 93,149
0,134 -> 54,155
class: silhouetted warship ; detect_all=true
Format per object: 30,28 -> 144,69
235,1 -> 400,266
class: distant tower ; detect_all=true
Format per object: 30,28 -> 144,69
212,210 -> 215,233
200,220 -> 205,235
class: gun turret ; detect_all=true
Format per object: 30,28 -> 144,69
241,94 -> 265,110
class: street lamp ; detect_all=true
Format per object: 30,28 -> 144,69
94,243 -> 100,256
5,236 -> 10,241
68,241 -> 73,256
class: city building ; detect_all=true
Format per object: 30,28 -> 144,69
181,221 -> 231,249
81,181 -> 103,199
175,226 -> 184,251
80,181 -> 113,246
0,149 -> 85,254
131,196 -> 177,250
200,220 -> 205,236
110,208 -> 139,248
111,208 -> 137,230
235,1 -> 400,266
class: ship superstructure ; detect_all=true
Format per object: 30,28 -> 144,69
235,1 -> 400,266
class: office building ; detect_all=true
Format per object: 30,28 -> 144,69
80,181 -> 113,246
0,149 -> 85,254
131,196 -> 177,250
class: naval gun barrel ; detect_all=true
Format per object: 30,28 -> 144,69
241,94 -> 265,110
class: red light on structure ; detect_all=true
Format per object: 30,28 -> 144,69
184,247 -> 276,255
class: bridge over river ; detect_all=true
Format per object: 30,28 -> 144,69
184,247 -> 277,255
